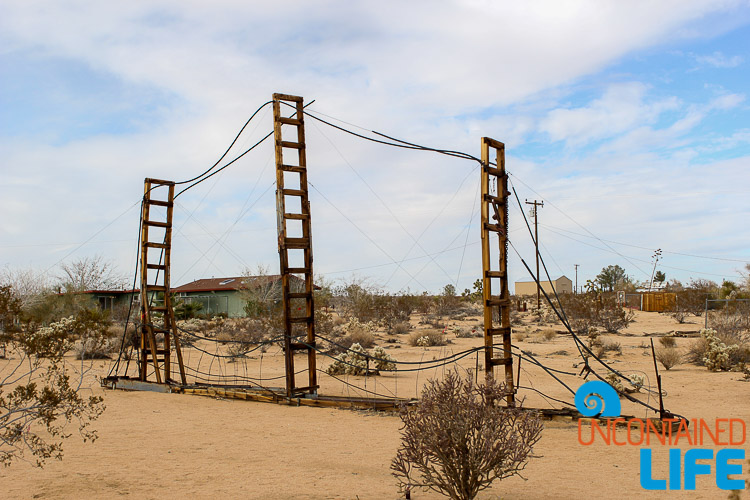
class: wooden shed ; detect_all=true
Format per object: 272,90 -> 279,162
641,292 -> 676,312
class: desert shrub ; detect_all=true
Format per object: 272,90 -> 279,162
605,372 -> 625,392
595,340 -> 621,358
707,301 -> 750,338
670,309 -> 688,324
392,322 -> 410,335
629,374 -> 644,392
346,328 -> 375,349
540,329 -> 556,341
408,330 -> 446,347
513,330 -> 528,342
701,328 -> 739,371
560,293 -> 633,334
392,370 -> 542,500
325,343 -> 395,375
559,294 -> 597,335
656,347 -> 681,370
452,325 -> 481,338
598,303 -> 634,333
659,336 -> 677,348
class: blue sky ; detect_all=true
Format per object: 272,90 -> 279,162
1,1 -> 748,293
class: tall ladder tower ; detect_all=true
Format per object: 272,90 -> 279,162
272,93 -> 318,398
480,138 -> 514,406
138,178 -> 186,385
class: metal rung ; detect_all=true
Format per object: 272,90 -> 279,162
284,237 -> 309,249
289,316 -> 312,324
144,220 -> 170,228
147,264 -> 167,270
278,117 -> 302,126
280,141 -> 304,149
145,242 -> 169,249
282,188 -> 306,197
485,270 -> 505,278
284,213 -> 308,220
289,292 -> 312,299
147,200 -> 173,208
281,165 -> 305,173
489,357 -> 512,366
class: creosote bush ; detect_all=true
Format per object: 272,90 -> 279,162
659,336 -> 677,348
392,371 -> 542,500
408,330 -> 446,347
656,347 -> 681,370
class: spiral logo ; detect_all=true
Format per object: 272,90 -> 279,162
574,380 -> 621,417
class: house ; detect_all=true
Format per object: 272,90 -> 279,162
172,275 -> 312,318
514,276 -> 573,296
74,289 -> 138,311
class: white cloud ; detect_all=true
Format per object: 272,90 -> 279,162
539,82 -> 680,145
695,51 -> 744,67
0,0 -> 749,291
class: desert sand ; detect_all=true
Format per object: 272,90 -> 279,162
1,309 -> 748,499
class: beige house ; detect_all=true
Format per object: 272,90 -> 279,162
514,276 -> 573,296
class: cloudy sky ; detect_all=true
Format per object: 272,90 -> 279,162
1,0 -> 749,294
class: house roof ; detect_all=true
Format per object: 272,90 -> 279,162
515,275 -> 571,284
172,275 -> 315,294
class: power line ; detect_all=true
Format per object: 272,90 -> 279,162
538,222 -> 749,263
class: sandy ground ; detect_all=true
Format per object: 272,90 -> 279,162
1,309 -> 748,499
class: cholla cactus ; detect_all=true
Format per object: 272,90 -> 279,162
372,346 -> 396,371
701,328 -> 738,371
628,374 -> 644,392
605,372 -> 625,393
326,342 -> 396,375
416,335 -> 431,347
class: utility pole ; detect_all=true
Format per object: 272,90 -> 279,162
525,199 -> 544,309
574,264 -> 579,294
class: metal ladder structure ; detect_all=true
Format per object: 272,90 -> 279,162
272,93 -> 318,397
138,178 -> 186,385
480,138 -> 515,406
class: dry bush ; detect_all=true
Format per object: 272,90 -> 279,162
659,336 -> 677,348
598,304 -> 634,333
408,330 -> 446,347
559,293 -> 633,334
540,329 -> 556,341
656,347 -> 681,370
392,370 -> 542,500
513,330 -> 528,342
686,329 -> 750,369
393,322 -> 410,335
347,328 -> 375,349
670,309 -> 688,324
595,340 -> 621,358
